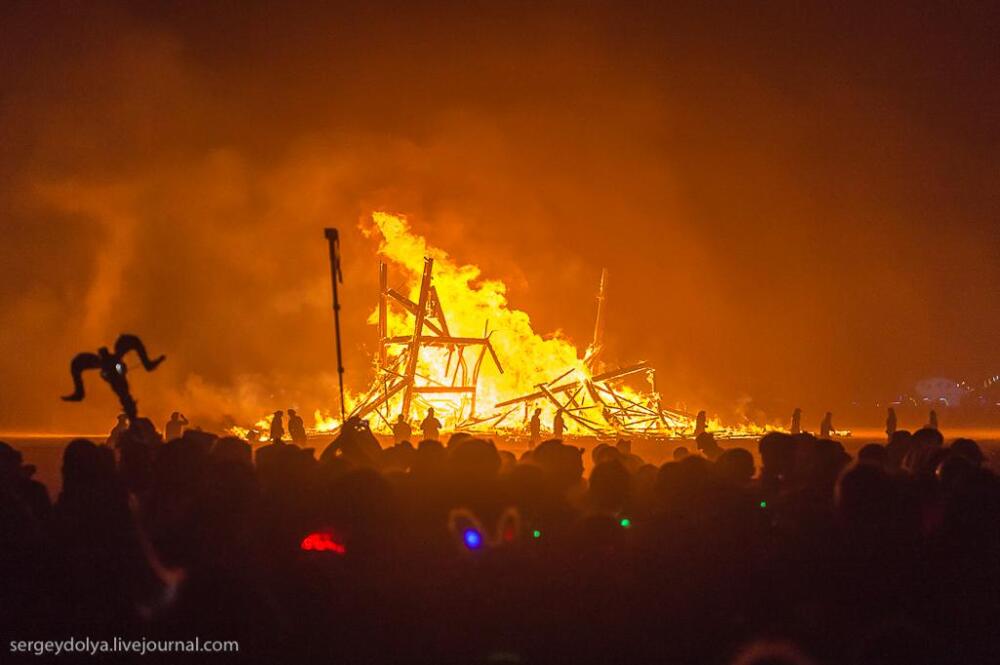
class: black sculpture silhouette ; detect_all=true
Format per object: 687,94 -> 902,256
62,334 -> 165,419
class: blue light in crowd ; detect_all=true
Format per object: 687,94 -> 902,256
463,529 -> 483,549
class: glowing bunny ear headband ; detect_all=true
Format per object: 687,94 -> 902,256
447,507 -> 523,552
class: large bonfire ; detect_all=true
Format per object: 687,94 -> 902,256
233,212 -> 763,441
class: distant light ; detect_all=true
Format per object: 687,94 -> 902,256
300,530 -> 346,554
532,529 -> 541,539
619,518 -> 631,528
759,500 -> 767,508
463,529 -> 483,549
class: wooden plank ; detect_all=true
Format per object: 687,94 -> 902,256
494,380 -> 582,408
429,286 -> 450,336
412,386 -> 476,394
400,258 -> 434,418
378,262 -> 387,364
353,378 -> 406,421
591,362 -> 651,383
386,289 -> 445,337
538,384 -> 605,434
384,335 -> 491,346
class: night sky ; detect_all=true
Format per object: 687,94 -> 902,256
2,1 -> 998,432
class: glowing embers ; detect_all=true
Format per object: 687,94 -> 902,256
299,529 -> 346,555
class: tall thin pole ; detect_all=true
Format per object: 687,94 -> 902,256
324,228 -> 347,421
378,262 -> 388,365
585,268 -> 609,372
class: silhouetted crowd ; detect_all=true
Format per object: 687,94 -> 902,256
1,419 -> 998,664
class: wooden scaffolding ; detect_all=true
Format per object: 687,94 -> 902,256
349,257 -> 503,427
488,269 -> 696,437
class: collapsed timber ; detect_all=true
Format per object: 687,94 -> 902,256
347,258 -> 759,440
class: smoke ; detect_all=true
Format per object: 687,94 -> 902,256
2,2 -> 998,433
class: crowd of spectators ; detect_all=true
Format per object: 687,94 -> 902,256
1,418 -> 997,664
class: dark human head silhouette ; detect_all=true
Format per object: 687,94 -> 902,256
533,439 -> 584,492
0,441 -> 22,479
835,462 -> 899,536
448,437 -> 501,482
886,429 -> 913,469
950,438 -> 984,466
716,447 -> 755,484
912,427 -> 944,448
61,438 -> 116,497
589,459 -> 630,513
858,443 -> 888,467
758,432 -> 796,482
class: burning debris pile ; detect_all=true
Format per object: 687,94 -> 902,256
348,212 -> 704,438
232,212 -> 766,441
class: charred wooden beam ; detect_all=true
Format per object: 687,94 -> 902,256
400,258 -> 434,418
378,262 -> 388,364
538,384 -> 605,434
384,335 -> 495,346
385,288 -> 446,337
412,386 -> 476,394
494,380 -> 582,408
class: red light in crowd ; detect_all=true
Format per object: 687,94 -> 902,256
300,531 -> 346,554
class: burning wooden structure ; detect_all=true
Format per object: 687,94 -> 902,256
348,257 -> 504,428
349,255 -> 697,437
488,270 -> 696,437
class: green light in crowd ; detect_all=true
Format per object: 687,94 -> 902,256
532,529 -> 541,539
619,518 -> 631,528
759,500 -> 767,508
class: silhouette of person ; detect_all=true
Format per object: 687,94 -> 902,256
529,408 -> 542,448
820,411 -> 834,439
886,407 -> 897,441
553,409 -> 565,439
790,407 -> 801,435
420,408 -> 442,441
928,409 -> 938,430
164,411 -> 188,441
695,431 -> 723,461
106,414 -> 128,447
269,410 -> 285,443
287,408 -> 307,445
694,410 -> 707,437
392,413 -> 413,444
0,441 -> 50,521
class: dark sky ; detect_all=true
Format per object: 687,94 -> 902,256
1,1 -> 998,432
